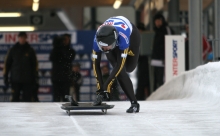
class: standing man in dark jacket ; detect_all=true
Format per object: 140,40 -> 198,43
50,34 -> 76,102
4,32 -> 38,102
151,13 -> 174,91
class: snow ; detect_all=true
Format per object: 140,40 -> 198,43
0,62 -> 220,135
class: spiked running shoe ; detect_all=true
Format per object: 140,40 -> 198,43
126,103 -> 140,113
93,94 -> 104,106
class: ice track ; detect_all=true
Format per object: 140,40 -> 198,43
0,62 -> 220,136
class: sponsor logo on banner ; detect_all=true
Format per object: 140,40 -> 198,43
165,36 -> 185,82
39,78 -> 52,86
0,32 -> 77,44
37,54 -> 49,61
38,87 -> 51,94
39,62 -> 52,69
0,45 -> 13,53
32,44 -> 53,52
72,44 -> 84,52
173,40 -> 178,76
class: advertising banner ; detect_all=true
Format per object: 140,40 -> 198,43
165,36 -> 185,83
0,31 -> 96,102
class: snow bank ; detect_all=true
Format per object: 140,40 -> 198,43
147,62 -> 220,102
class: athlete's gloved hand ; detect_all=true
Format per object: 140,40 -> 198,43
96,89 -> 110,101
103,91 -> 110,101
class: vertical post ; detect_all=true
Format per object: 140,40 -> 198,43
188,0 -> 203,69
91,7 -> 96,30
214,0 -> 220,59
168,0 -> 180,34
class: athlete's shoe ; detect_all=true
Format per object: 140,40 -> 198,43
93,94 -> 104,106
126,103 -> 140,113
93,91 -> 110,106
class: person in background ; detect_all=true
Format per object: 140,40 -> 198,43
136,22 -> 151,100
101,65 -> 120,101
70,63 -> 83,102
50,34 -> 76,102
3,32 -> 39,102
185,24 -> 212,70
151,13 -> 174,91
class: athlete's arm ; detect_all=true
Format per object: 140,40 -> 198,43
92,35 -> 105,92
103,48 -> 128,93
92,50 -> 104,92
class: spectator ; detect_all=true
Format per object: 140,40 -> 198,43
101,65 -> 120,101
3,32 -> 39,102
185,24 -> 212,70
151,13 -> 174,91
50,34 -> 76,102
70,63 -> 83,102
136,22 -> 151,100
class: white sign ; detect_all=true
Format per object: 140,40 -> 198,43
165,36 -> 185,82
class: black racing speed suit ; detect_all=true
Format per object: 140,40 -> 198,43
92,24 -> 141,103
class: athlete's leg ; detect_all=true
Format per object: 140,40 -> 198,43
106,48 -> 137,102
123,24 -> 141,113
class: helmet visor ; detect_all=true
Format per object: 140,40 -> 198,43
97,40 -> 116,52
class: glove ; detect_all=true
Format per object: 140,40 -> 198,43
103,91 -> 110,101
96,89 -> 110,100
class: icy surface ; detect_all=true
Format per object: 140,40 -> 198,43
0,62 -> 220,135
